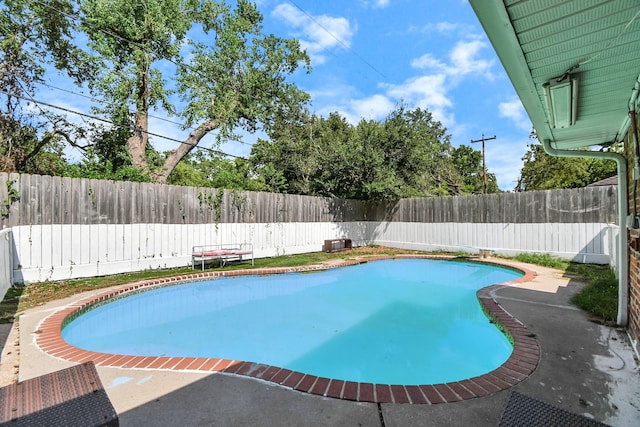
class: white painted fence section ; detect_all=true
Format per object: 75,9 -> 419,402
10,220 -> 615,283
607,224 -> 620,272
369,222 -> 617,264
0,228 -> 14,300
11,222 -> 365,282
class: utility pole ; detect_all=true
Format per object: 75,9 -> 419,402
470,134 -> 496,194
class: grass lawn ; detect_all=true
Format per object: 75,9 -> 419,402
0,247 -> 617,324
511,253 -> 618,323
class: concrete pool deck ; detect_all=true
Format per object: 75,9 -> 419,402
2,257 -> 640,426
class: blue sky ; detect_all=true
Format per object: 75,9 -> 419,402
36,0 -> 533,191
249,0 -> 533,191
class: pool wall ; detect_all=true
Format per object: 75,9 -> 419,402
36,256 -> 540,404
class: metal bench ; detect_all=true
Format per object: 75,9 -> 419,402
0,361 -> 118,426
191,243 -> 254,270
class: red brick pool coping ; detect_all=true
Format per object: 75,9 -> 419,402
35,255 -> 539,404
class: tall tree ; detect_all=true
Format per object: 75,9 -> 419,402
250,105 -> 483,200
249,108 -> 325,195
451,144 -> 499,194
381,106 -> 457,197
0,115 -> 71,175
78,0 -> 310,183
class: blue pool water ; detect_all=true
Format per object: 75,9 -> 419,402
62,258 -> 523,384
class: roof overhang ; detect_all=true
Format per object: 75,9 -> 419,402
469,0 -> 640,150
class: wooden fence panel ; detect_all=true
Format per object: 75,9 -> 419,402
0,173 -> 618,228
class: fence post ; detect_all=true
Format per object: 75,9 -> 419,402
0,229 -> 14,300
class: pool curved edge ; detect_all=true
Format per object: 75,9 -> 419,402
35,255 -> 540,405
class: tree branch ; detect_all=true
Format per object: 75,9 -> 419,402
152,118 -> 220,183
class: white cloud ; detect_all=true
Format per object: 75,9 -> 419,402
315,36 -> 495,128
434,21 -> 459,33
373,0 -> 390,8
307,22 -> 496,132
360,0 -> 390,8
499,99 -> 531,131
314,93 -> 394,125
272,4 -> 355,65
408,21 -> 471,36
448,39 -> 494,77
308,81 -> 358,104
410,53 -> 447,70
377,37 -> 494,126
349,94 -> 395,120
385,74 -> 451,109
384,74 -> 454,125
410,40 -> 493,79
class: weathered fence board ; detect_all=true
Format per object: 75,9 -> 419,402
0,173 -> 617,228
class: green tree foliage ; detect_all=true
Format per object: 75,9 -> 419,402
0,116 -> 70,174
1,0 -> 87,174
1,0 -> 88,91
167,151 -> 266,191
78,0 -> 310,183
451,144 -> 499,194
251,105 -> 495,200
516,143 -> 617,191
2,0 -> 309,183
2,1 -> 501,198
57,123 -> 153,182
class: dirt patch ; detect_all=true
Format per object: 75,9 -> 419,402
0,321 -> 19,386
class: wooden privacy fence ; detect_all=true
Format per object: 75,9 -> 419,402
0,173 -> 617,227
0,173 -> 619,284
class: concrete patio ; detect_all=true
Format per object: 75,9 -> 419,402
2,259 -> 639,426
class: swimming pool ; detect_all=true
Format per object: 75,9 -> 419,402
62,258 -> 523,385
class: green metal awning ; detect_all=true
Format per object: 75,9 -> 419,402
469,0 -> 640,150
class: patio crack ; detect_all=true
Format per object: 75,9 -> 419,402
377,402 -> 386,427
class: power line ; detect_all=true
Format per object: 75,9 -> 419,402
26,0 -> 302,152
0,89 -> 247,160
14,0 -> 393,166
37,82 -> 256,148
28,0 -> 194,76
28,0 -> 307,114
40,82 -> 181,126
11,78 -> 90,159
30,0 -> 389,107
14,79 -> 64,130
30,0 -> 390,134
286,0 -> 388,80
